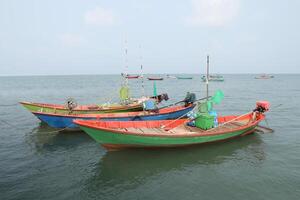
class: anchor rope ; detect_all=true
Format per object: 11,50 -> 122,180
0,118 -> 73,133
0,103 -> 18,107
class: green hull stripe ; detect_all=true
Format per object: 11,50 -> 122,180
81,126 -> 255,146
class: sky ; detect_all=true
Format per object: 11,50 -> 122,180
0,0 -> 299,76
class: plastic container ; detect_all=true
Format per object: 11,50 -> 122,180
209,110 -> 218,127
195,113 -> 214,130
143,100 -> 157,111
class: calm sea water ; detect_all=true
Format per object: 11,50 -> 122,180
0,74 -> 299,200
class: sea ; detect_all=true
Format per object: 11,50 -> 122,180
0,74 -> 299,200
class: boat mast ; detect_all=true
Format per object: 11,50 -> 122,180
206,55 -> 209,99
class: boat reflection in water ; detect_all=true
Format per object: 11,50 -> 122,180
82,133 -> 266,197
25,123 -> 91,153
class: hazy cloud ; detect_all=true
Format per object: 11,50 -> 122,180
186,0 -> 240,27
84,6 -> 115,26
59,34 -> 85,47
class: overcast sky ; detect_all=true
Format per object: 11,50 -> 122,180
0,0 -> 299,76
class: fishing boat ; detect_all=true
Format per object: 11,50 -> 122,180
255,74 -> 274,79
201,75 -> 224,82
20,93 -> 169,115
74,101 -> 269,150
20,101 -> 143,115
30,104 -> 195,129
176,76 -> 193,80
126,75 -> 140,79
148,77 -> 164,81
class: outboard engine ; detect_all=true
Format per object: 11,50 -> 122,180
65,98 -> 78,112
154,93 -> 169,103
183,92 -> 196,106
253,101 -> 270,113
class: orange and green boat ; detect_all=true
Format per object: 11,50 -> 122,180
74,101 -> 269,150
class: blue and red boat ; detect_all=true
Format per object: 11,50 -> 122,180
31,104 -> 195,130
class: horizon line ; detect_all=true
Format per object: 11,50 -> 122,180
0,73 -> 299,77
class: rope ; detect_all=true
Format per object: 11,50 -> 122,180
0,103 -> 18,107
161,108 -> 195,129
255,125 -> 274,133
0,118 -> 74,133
0,118 -> 18,128
36,125 -> 75,134
205,111 -> 253,132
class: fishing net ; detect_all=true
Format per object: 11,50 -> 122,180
120,86 -> 130,101
198,90 -> 224,113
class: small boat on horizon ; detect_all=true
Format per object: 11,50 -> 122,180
255,74 -> 274,79
148,77 -> 164,81
201,75 -> 224,82
126,75 -> 140,79
176,76 -> 193,80
166,75 -> 177,79
121,73 -> 140,79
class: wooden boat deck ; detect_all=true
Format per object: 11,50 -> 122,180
114,119 -> 251,136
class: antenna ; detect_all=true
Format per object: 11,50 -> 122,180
124,39 -> 128,86
206,55 -> 209,100
139,45 -> 145,96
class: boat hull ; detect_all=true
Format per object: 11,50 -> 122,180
147,78 -> 164,81
74,111 -> 266,150
80,124 -> 256,150
32,105 -> 195,129
20,102 -> 143,115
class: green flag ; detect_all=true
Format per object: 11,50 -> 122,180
153,81 -> 157,96
211,90 -> 224,104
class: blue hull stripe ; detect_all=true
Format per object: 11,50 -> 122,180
34,106 -> 194,129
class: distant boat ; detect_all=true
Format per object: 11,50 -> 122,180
201,75 -> 224,82
126,75 -> 140,79
176,76 -> 193,80
148,77 -> 164,81
121,73 -> 140,79
255,74 -> 274,79
166,75 -> 177,79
